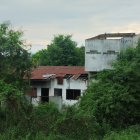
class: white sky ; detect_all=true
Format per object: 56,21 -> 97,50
0,0 -> 140,53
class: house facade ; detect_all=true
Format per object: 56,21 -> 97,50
28,66 -> 88,107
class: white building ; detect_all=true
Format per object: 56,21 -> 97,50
27,66 -> 88,107
85,33 -> 140,72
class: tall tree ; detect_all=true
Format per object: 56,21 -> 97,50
0,22 -> 32,127
75,46 -> 85,66
32,49 -> 48,66
0,22 -> 31,88
32,35 -> 85,66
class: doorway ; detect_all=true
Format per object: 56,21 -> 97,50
41,88 -> 49,102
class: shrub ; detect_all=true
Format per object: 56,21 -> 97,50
104,125 -> 140,140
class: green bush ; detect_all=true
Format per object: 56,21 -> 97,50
33,102 -> 61,133
54,106 -> 104,140
104,125 -> 140,140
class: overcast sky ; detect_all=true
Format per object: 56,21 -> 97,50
0,0 -> 140,53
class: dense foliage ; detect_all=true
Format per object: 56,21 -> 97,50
0,22 -> 33,138
0,22 -> 31,88
103,125 -> 140,140
32,35 -> 85,66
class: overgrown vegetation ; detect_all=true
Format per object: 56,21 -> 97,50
80,41 -> 140,128
0,22 -> 140,139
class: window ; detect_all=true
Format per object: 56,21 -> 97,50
86,50 -> 101,54
57,77 -> 63,85
54,88 -> 62,97
32,88 -> 37,98
26,87 -> 37,98
66,89 -> 81,100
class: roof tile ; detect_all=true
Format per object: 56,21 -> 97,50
30,66 -> 86,80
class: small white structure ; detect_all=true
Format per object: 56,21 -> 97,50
27,66 -> 88,107
85,33 -> 140,72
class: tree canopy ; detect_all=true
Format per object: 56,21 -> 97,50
32,35 -> 85,66
0,22 -> 32,133
0,22 -> 31,88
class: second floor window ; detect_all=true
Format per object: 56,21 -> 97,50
57,77 -> 63,85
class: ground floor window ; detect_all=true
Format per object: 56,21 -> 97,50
54,88 -> 62,98
66,89 -> 81,100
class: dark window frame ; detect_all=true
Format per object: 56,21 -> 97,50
57,77 -> 63,85
66,89 -> 81,100
54,88 -> 62,98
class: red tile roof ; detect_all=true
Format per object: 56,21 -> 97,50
30,66 -> 86,80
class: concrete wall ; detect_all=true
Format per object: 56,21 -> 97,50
32,78 -> 87,106
85,35 -> 140,72
49,96 -> 62,110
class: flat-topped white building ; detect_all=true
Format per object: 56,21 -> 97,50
85,33 -> 140,72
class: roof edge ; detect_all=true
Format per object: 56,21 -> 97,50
86,33 -> 136,40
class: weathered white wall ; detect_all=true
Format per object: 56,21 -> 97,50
85,39 -> 120,71
49,96 -> 62,110
50,79 -> 87,106
85,35 -> 140,72
32,78 -> 87,106
32,84 -> 48,105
